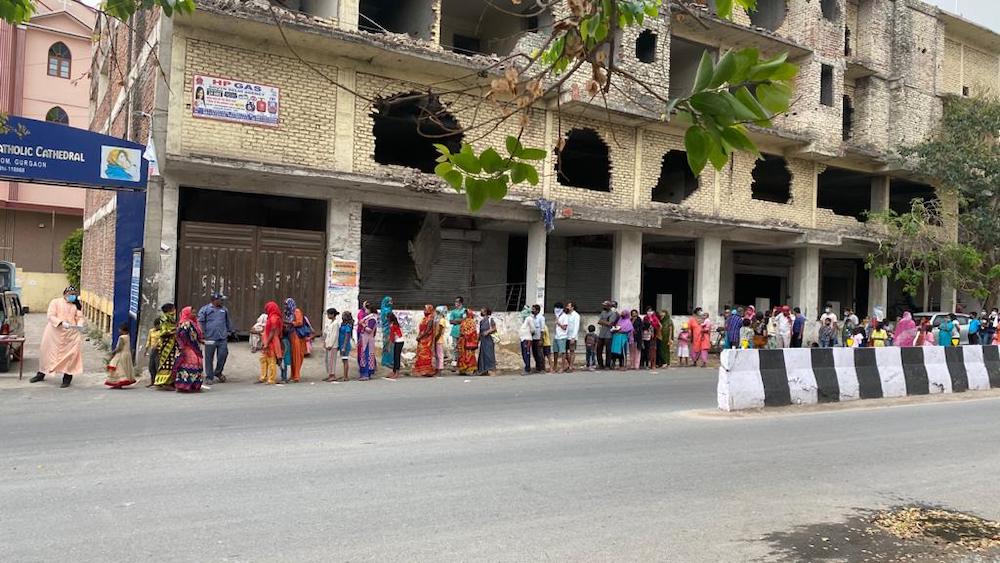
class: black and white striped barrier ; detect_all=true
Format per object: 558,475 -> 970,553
717,346 -> 1000,411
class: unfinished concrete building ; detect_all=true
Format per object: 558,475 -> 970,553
83,0 -> 1000,339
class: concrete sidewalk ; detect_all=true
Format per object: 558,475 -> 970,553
1,314 -> 718,389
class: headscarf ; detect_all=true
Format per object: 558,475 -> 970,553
264,301 -> 283,335
616,311 -> 633,334
178,306 -> 204,340
744,305 -> 756,321
894,311 -> 917,347
519,305 -> 532,320
646,309 -> 662,330
436,305 -> 448,319
284,298 -> 297,323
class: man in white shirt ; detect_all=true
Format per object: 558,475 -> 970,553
554,302 -> 569,372
563,301 -> 581,372
530,304 -> 545,373
775,305 -> 793,348
820,304 -> 839,346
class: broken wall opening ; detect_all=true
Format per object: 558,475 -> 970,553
636,30 -> 657,63
817,166 -> 872,221
371,92 -> 464,173
440,0 -> 552,56
820,0 -> 839,21
358,0 -> 435,40
556,128 -> 611,192
360,207 -> 519,311
842,94 -> 853,140
820,64 -> 834,106
748,0 -> 787,31
669,37 -> 717,98
751,155 -> 792,204
652,150 -> 698,204
889,179 -> 939,216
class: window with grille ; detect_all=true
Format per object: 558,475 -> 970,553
47,42 -> 71,79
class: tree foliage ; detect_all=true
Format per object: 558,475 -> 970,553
434,0 -> 795,210
60,228 -> 84,289
866,94 -> 1000,306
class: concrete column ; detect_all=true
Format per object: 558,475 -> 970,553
337,0 -> 358,31
157,179 -> 179,304
792,247 -> 821,319
940,283 -> 957,313
870,176 -> 889,213
324,198 -> 362,315
611,230 -> 643,309
333,67 -> 357,173
525,221 -> 547,307
868,273 -> 888,316
694,236 -> 722,317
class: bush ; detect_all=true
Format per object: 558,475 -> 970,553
60,228 -> 83,288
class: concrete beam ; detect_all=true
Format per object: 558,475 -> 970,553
611,230 -> 643,309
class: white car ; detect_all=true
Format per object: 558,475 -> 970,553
911,312 -> 972,344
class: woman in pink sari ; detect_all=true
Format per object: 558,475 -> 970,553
894,311 -> 917,347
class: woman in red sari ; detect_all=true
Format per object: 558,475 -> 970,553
173,306 -> 205,393
457,310 -> 479,375
688,307 -> 705,368
412,304 -> 437,377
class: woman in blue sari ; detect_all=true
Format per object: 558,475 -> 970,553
379,296 -> 394,368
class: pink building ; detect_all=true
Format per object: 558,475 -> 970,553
0,0 -> 95,309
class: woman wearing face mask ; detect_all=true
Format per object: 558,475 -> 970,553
31,286 -> 85,388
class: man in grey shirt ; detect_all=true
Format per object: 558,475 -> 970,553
596,300 -> 619,370
197,292 -> 232,388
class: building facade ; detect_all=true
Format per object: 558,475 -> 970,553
0,0 -> 94,311
84,0 -> 999,341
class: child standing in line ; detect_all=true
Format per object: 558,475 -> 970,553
279,328 -> 292,384
322,308 -> 340,382
145,317 -> 161,384
677,327 -> 691,366
105,323 -> 136,389
542,322 -> 554,373
848,327 -> 865,348
739,318 -> 754,349
818,318 -> 836,348
387,312 -> 404,379
337,311 -> 355,381
640,319 -> 653,369
584,325 -> 598,370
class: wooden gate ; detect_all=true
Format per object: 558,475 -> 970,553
177,221 -> 326,331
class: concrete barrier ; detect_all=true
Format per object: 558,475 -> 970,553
717,345 -> 1000,411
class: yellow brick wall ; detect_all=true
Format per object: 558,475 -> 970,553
640,129 -> 716,213
717,152 -> 816,228
943,38 -> 963,95
964,45 -> 999,96
550,115 -> 636,209
180,38 -> 338,169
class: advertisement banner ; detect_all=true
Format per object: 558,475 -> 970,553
328,259 -> 359,290
0,116 -> 148,190
192,74 -> 280,127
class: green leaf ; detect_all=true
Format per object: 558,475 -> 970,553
480,148 -> 505,173
690,92 -> 736,122
485,176 -> 508,200
749,52 -> 789,81
523,163 -> 540,185
443,170 -> 463,191
692,51 -> 715,93
709,51 -> 737,88
518,148 -> 547,161
684,126 -> 711,176
466,177 -> 487,211
730,48 -> 760,82
733,86 -> 772,126
505,136 -> 523,157
719,91 -> 761,122
707,140 -> 730,170
715,0 -> 734,18
721,125 -> 757,154
769,62 -> 799,81
434,143 -> 453,157
452,144 -> 482,174
510,162 -> 527,184
756,83 -> 791,114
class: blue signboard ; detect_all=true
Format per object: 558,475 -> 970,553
0,115 -> 148,190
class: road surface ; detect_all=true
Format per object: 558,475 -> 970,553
2,370 -> 999,562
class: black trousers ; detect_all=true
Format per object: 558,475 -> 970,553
791,334 -> 803,348
597,337 -> 611,368
392,341 -> 404,371
531,339 -> 545,372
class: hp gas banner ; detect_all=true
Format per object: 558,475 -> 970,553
0,116 -> 148,191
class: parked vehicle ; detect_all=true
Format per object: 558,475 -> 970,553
911,312 -> 971,344
0,290 -> 25,372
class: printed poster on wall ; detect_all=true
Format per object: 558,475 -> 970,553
328,259 -> 359,291
192,74 -> 280,127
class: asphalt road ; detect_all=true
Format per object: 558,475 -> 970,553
2,370 -> 999,562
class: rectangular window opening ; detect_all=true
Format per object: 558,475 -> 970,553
820,64 -> 834,107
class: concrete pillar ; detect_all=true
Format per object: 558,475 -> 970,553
337,0 -> 358,31
611,230 -> 643,309
868,273 -> 888,317
157,179 -> 179,304
525,221 -> 547,307
870,176 -> 889,213
694,236 -> 722,317
792,247 -> 821,319
940,283 -> 957,313
324,198 -> 362,315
